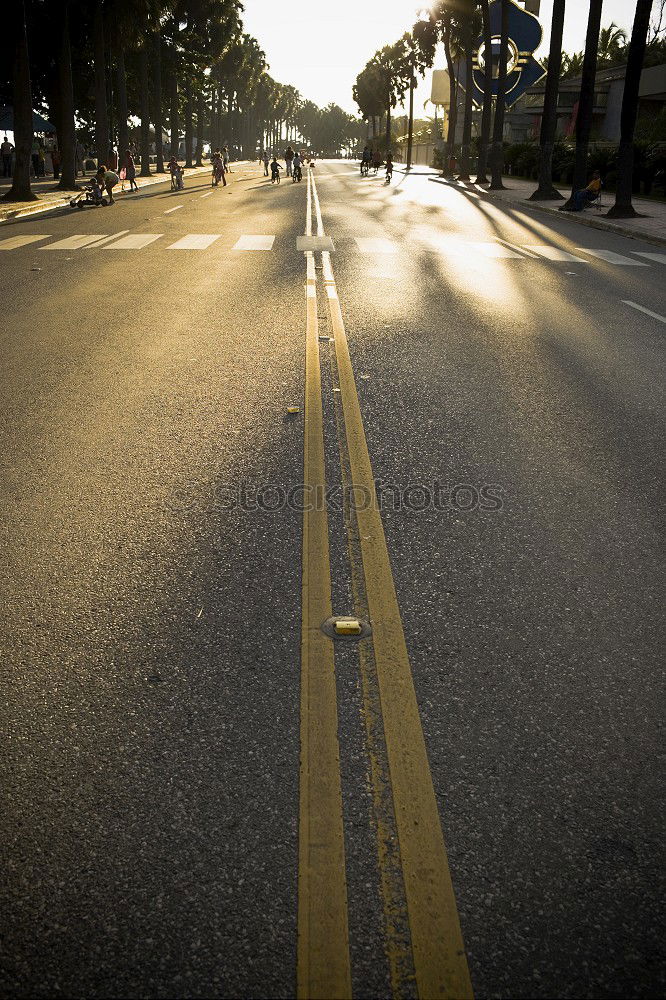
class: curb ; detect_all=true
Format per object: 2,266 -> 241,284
0,163 -> 249,225
427,176 -> 666,249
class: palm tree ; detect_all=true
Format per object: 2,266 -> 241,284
489,0 -> 509,189
56,0 -> 77,190
4,0 -> 36,202
597,22 -> 629,64
475,0 -> 493,184
529,0 -> 566,201
93,2 -> 110,167
607,0 -> 653,218
458,0 -> 477,181
405,15 -> 437,170
153,28 -> 165,172
139,39 -> 152,175
564,0 -> 603,207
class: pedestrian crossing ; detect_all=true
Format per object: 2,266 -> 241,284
0,231 -> 664,269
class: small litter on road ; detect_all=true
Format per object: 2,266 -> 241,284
287,406 -> 300,414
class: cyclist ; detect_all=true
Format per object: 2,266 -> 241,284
270,156 -> 281,184
361,145 -> 371,176
385,151 -> 393,183
292,151 -> 302,182
168,155 -> 184,190
372,149 -> 382,174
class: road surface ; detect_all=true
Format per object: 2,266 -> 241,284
1,160 -> 664,999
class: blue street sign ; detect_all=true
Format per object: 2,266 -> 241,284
467,0 -> 546,109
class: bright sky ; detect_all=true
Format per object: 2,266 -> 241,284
241,0 -> 638,118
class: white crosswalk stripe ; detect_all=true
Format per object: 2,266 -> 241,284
233,235 -> 275,250
0,234 -> 50,250
41,235 -> 106,250
167,234 -> 221,249
577,248 -> 648,266
523,245 -> 588,262
470,242 -> 523,259
632,252 -> 666,264
104,234 -> 163,249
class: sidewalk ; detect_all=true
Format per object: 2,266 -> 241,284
414,168 -> 666,247
0,163 -> 234,224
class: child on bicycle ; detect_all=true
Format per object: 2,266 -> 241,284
270,157 -> 281,183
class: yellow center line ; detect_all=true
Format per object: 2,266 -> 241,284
297,168 -> 352,1000
311,170 -> 473,1000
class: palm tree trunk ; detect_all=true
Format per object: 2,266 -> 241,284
607,0 -> 652,218
196,91 -> 204,165
115,40 -> 129,167
475,0 -> 493,183
93,3 -> 109,168
153,30 -> 164,172
459,15 -> 475,181
443,23 -> 457,175
530,0 -> 566,200
564,0 -> 603,206
385,95 -> 391,154
56,0 -> 77,190
170,72 -> 179,158
139,42 -> 151,176
489,0 -> 509,189
406,71 -> 415,169
4,0 -> 36,201
184,79 -> 193,167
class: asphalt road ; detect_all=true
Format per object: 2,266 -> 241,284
0,160 -> 664,1000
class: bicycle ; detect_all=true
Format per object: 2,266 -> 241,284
360,160 -> 369,177
293,165 -> 302,183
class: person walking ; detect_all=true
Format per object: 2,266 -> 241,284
124,149 -> 138,192
285,145 -> 294,177
1,136 -> 14,177
222,145 -> 230,174
262,149 -> 270,176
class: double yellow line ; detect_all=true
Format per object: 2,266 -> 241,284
298,169 -> 472,1000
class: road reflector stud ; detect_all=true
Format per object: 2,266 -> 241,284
287,406 -> 300,414
336,619 -> 361,635
321,615 -> 372,641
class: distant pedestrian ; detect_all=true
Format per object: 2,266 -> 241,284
31,138 -> 40,177
1,135 -> 13,177
222,145 -> 230,173
124,149 -> 138,191
75,140 -> 85,176
263,150 -> 270,176
285,145 -> 294,177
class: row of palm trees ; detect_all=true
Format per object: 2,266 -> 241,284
3,0 -> 328,204
353,0 -> 655,219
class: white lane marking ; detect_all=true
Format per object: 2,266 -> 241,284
355,237 -> 397,254
470,241 -> 523,259
0,234 -> 50,250
84,230 -> 130,248
167,234 -> 221,250
41,234 -> 106,250
621,300 -> 666,324
232,235 -> 275,251
578,248 -> 648,266
497,239 -> 538,258
164,205 -> 183,214
201,192 -> 213,198
297,235 -> 334,251
104,233 -> 163,249
523,245 -> 588,262
632,252 -> 666,265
